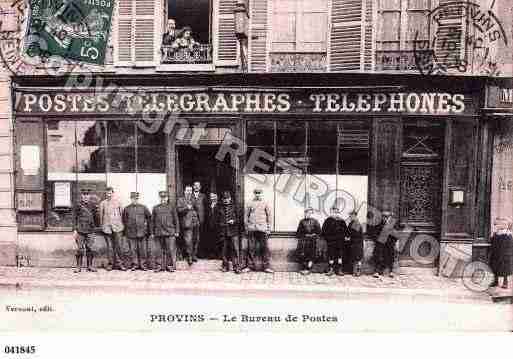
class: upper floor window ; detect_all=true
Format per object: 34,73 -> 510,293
377,0 -> 431,51
162,0 -> 213,64
376,0 -> 432,71
271,0 -> 328,53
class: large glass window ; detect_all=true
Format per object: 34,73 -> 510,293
244,120 -> 370,233
43,120 -> 167,231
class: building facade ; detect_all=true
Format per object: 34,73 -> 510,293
0,0 -> 512,273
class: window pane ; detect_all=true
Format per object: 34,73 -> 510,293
247,121 -> 274,146
308,121 -> 337,146
108,147 -> 136,173
246,147 -> 275,174
137,120 -> 166,147
407,11 -> 429,42
107,121 -> 136,146
76,121 -> 106,174
338,123 -> 370,175
298,12 -> 327,52
337,175 -> 368,232
380,0 -> 401,10
408,0 -> 430,9
275,172 -> 305,232
380,12 -> 401,42
138,147 -> 166,173
106,173 -> 136,208
277,120 -> 305,147
47,121 -> 75,176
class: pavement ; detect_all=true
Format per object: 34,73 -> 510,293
1,263 -> 510,303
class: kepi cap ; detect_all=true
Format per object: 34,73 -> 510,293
130,192 -> 139,199
159,191 -> 169,198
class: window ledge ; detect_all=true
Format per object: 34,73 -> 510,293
156,64 -> 215,72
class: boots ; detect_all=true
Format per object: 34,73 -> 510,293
74,255 -> 82,273
502,277 -> 509,289
353,261 -> 362,277
336,261 -> 344,276
86,254 -> 97,272
326,263 -> 335,276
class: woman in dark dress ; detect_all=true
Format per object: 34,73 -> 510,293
321,206 -> 347,276
296,208 -> 322,275
490,218 -> 513,289
348,210 -> 364,276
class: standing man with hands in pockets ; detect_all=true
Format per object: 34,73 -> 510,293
178,185 -> 201,266
245,188 -> 273,273
152,191 -> 180,272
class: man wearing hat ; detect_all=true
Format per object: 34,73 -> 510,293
245,188 -> 273,273
370,210 -> 398,278
218,191 -> 242,273
321,206 -> 348,276
348,210 -> 364,276
152,191 -> 180,272
99,186 -> 126,271
122,192 -> 152,271
73,188 -> 98,273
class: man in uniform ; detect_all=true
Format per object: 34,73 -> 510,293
99,186 -> 126,271
245,188 -> 273,273
122,192 -> 152,271
152,191 -> 180,272
218,191 -> 242,274
177,185 -> 200,266
192,181 -> 207,262
73,189 -> 98,273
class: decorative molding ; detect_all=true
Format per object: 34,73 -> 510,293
269,52 -> 327,72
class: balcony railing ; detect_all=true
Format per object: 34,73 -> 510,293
375,50 -> 431,72
161,44 -> 212,64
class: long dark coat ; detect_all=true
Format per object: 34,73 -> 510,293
348,219 -> 364,262
490,232 -> 513,277
296,218 -> 322,262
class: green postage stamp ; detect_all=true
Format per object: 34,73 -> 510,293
23,0 -> 114,65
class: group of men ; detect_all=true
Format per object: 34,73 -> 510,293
73,182 -> 274,274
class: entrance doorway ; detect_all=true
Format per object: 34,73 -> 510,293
176,145 -> 236,259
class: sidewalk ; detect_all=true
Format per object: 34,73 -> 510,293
2,264 -> 508,303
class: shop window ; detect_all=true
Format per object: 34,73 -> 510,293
162,0 -> 213,64
32,120 -> 169,232
244,120 -> 370,234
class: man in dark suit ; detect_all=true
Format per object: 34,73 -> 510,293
206,192 -> 221,259
122,192 -> 152,271
152,191 -> 180,272
177,185 -> 200,266
192,181 -> 207,262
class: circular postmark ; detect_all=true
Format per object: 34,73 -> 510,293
0,0 -> 82,77
413,1 -> 508,76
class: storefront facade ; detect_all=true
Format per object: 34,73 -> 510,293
6,73 -> 493,273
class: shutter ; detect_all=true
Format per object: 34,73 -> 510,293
214,0 -> 239,66
249,0 -> 269,72
432,0 -> 466,71
114,0 -> 134,66
329,0 -> 364,71
114,0 -> 159,66
362,0 -> 374,70
134,0 -> 159,66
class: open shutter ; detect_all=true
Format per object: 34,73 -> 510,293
329,0 -> 364,71
249,0 -> 269,72
214,0 -> 239,66
134,0 -> 159,66
114,0 -> 134,66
